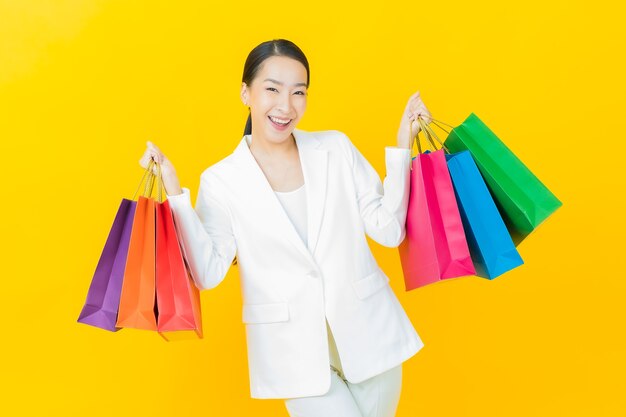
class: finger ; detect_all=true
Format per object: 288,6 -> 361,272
141,156 -> 153,169
411,105 -> 426,117
147,141 -> 163,154
410,98 -> 425,110
143,153 -> 159,165
413,100 -> 425,110
150,154 -> 161,164
405,91 -> 421,108
416,112 -> 429,124
140,157 -> 155,170
147,147 -> 161,160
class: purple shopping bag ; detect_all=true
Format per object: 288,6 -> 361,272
77,199 -> 136,331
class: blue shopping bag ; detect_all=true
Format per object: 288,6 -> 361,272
445,150 -> 524,279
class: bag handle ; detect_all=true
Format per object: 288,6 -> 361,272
409,115 -> 450,155
427,118 -> 458,135
147,159 -> 164,203
417,116 -> 450,153
132,159 -> 154,200
154,160 -> 163,203
409,117 -> 439,156
131,158 -> 163,202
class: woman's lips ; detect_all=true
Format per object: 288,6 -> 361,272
268,115 -> 291,130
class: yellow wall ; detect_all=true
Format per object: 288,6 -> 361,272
1,0 -> 623,415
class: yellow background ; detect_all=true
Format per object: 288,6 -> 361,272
1,0 -> 624,415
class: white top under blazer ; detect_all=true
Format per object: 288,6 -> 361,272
165,128 -> 424,399
274,183 -> 344,374
274,184 -> 308,247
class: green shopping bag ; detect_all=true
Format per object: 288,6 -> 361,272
436,113 -> 562,245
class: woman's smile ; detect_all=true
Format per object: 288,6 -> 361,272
268,115 -> 292,130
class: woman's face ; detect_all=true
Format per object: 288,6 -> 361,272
241,55 -> 308,145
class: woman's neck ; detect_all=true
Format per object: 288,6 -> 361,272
249,132 -> 297,161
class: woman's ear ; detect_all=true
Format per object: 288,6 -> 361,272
241,82 -> 249,106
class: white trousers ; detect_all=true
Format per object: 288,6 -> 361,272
284,364 -> 403,417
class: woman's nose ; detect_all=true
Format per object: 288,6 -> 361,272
275,92 -> 294,113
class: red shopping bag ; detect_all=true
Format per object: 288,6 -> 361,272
155,191 -> 203,341
116,160 -> 159,330
399,117 -> 475,290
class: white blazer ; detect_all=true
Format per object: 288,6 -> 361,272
166,127 -> 424,399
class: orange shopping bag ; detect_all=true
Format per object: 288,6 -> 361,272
116,160 -> 159,330
154,162 -> 203,341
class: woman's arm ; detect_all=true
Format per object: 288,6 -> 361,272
337,132 -> 411,248
166,171 -> 237,290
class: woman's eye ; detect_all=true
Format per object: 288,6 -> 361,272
265,87 -> 305,96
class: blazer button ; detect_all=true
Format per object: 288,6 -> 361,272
307,270 -> 320,279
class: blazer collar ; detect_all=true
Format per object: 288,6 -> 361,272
232,128 -> 329,262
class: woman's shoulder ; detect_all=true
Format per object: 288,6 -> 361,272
199,158 -> 236,187
196,149 -> 240,189
299,128 -> 355,156
306,128 -> 356,158
304,128 -> 349,142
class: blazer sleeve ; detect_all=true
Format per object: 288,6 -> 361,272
165,171 -> 237,290
337,131 -> 412,248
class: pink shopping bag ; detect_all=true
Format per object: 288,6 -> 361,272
399,117 -> 475,290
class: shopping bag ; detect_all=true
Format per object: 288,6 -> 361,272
419,122 -> 524,279
77,199 -> 136,331
439,113 -> 562,244
77,162 -> 157,331
445,151 -> 524,278
398,117 -> 476,291
154,163 -> 203,341
116,160 -> 159,330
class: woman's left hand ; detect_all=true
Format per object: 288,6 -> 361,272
396,91 -> 432,149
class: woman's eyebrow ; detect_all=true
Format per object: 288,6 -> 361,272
263,78 -> 307,87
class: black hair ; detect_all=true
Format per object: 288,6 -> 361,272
242,38 -> 310,137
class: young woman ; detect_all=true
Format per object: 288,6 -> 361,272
139,39 -> 432,417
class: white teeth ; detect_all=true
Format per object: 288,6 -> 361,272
269,116 -> 290,125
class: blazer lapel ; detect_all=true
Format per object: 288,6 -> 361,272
296,130 -> 328,256
232,128 -> 328,262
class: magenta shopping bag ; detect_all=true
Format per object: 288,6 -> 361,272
399,118 -> 476,290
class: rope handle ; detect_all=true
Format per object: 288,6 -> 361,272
409,115 -> 450,157
418,116 -> 450,153
131,158 -> 163,202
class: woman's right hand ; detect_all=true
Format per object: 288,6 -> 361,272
139,141 -> 183,196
